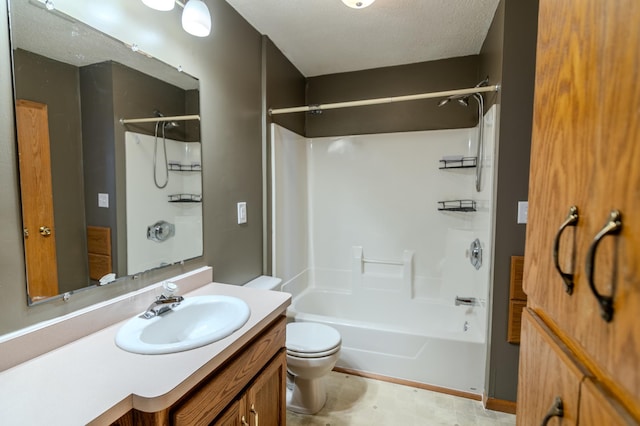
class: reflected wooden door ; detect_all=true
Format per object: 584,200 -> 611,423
16,99 -> 59,301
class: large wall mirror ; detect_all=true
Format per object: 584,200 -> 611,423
9,0 -> 203,305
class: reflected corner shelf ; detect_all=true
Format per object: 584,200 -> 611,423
437,200 -> 476,212
168,194 -> 202,203
168,162 -> 202,172
439,157 -> 477,169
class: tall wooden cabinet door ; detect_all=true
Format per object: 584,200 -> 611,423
523,0 -> 602,337
245,350 -> 286,426
569,0 -> 640,415
517,309 -> 587,426
579,379 -> 639,426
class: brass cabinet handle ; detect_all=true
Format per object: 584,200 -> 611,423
39,226 -> 52,237
250,404 -> 259,426
552,206 -> 579,294
241,415 -> 249,426
585,210 -> 622,322
541,396 -> 564,425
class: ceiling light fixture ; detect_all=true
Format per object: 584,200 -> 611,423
181,0 -> 212,37
341,0 -> 376,9
140,0 -> 211,37
142,0 -> 175,11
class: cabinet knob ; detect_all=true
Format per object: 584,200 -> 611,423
39,226 -> 52,237
541,396 -> 564,425
585,210 -> 622,322
552,206 -> 579,294
241,415 -> 249,426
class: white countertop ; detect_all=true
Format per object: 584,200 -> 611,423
0,282 -> 290,425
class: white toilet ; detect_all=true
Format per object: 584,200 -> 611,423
244,276 -> 342,414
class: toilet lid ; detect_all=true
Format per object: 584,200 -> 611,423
286,322 -> 341,355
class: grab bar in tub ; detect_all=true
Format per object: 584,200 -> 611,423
362,257 -> 404,266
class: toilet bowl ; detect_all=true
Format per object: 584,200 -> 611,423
244,276 -> 342,414
285,322 -> 341,414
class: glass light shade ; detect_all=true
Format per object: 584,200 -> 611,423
182,0 -> 212,37
341,0 -> 376,8
141,0 -> 175,11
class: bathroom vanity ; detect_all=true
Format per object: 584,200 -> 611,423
0,269 -> 290,425
112,318 -> 286,425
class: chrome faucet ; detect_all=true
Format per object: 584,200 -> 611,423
455,296 -> 478,306
142,294 -> 184,319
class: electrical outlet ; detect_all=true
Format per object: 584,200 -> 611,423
517,201 -> 528,224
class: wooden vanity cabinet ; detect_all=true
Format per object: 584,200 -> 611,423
213,350 -> 286,426
113,316 -> 287,426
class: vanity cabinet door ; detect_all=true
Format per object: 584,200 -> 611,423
517,309 -> 587,426
212,350 -> 287,426
243,349 -> 286,426
213,399 -> 243,426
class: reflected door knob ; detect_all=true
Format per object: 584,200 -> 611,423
39,226 -> 52,236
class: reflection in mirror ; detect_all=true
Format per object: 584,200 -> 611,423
9,0 -> 203,305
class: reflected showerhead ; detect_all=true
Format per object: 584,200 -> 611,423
163,121 -> 179,129
437,98 -> 451,107
457,97 -> 469,107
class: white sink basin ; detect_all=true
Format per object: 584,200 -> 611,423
115,295 -> 251,355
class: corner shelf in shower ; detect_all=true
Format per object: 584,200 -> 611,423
437,200 -> 476,212
168,162 -> 202,172
168,193 -> 202,203
439,156 -> 477,169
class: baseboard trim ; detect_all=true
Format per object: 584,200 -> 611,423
483,395 -> 517,414
332,367 -> 482,401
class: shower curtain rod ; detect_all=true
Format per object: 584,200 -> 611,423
269,84 -> 500,115
119,114 -> 201,125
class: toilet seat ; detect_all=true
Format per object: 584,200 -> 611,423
286,322 -> 341,359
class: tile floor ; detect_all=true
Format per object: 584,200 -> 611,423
286,372 -> 516,426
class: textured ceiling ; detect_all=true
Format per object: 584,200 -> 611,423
225,0 -> 500,77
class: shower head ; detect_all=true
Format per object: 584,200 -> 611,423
437,77 -> 489,108
153,110 -> 179,130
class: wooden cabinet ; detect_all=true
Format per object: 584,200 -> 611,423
115,316 -> 287,426
518,0 -> 640,424
214,350 -> 286,426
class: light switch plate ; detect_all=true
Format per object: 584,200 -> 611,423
237,202 -> 247,224
517,201 -> 528,224
98,193 -> 109,208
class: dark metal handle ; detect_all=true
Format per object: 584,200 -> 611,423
552,206 -> 579,294
541,396 -> 564,426
585,210 -> 622,322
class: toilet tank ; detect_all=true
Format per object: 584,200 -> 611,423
243,275 -> 282,291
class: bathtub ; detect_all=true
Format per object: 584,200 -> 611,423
284,277 -> 487,395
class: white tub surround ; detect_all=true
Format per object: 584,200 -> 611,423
271,105 -> 498,395
0,277 -> 290,425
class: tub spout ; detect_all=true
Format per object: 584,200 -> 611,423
455,296 -> 478,306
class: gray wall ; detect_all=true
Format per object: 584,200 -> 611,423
0,0 -> 264,335
480,0 -> 539,402
13,49 -> 89,293
306,56 -> 480,137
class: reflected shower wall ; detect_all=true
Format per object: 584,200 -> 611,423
124,131 -> 203,275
